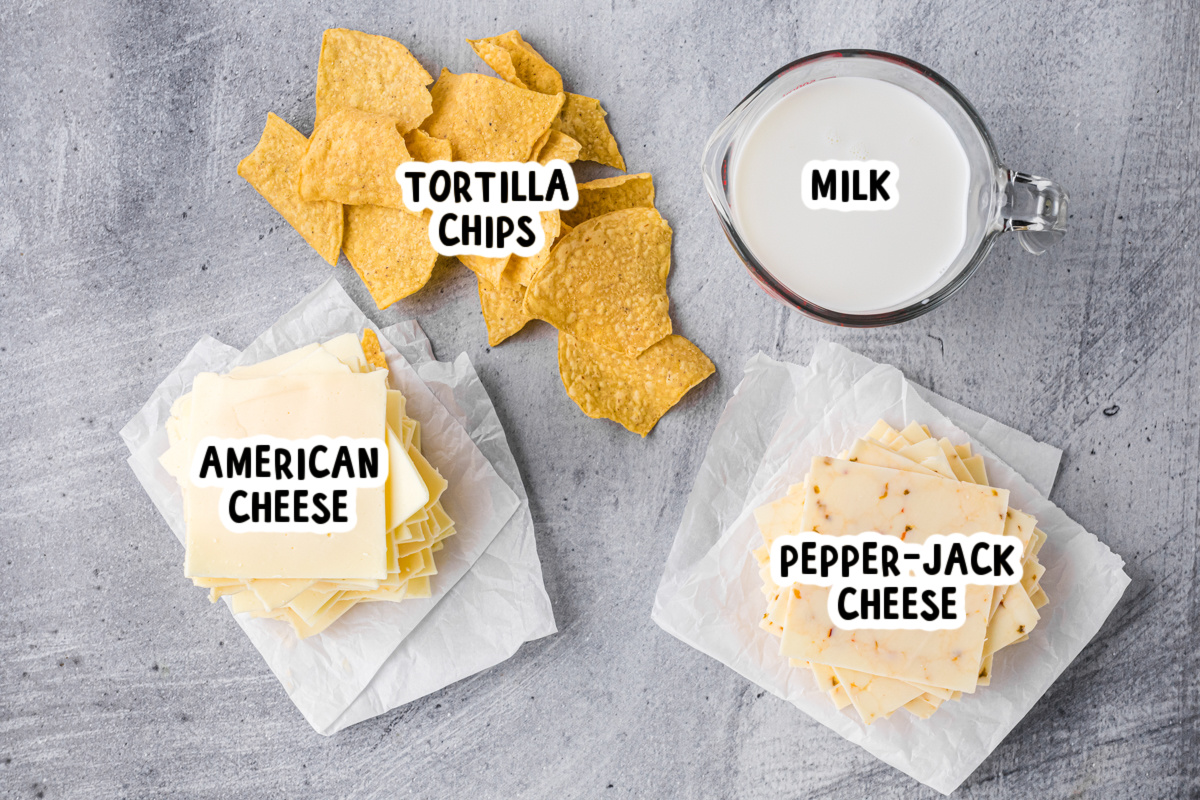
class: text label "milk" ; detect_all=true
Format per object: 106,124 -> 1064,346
801,160 -> 900,212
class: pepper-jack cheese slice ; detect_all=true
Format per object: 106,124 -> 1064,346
833,666 -> 927,725
778,457 -> 1009,693
183,369 -> 390,580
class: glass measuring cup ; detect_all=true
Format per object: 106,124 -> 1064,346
701,49 -> 1068,326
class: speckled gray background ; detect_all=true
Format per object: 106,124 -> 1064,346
1,1 -> 1196,798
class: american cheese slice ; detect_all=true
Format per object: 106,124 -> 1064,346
408,445 -> 447,507
284,598 -> 360,638
249,578 -> 316,610
277,346 -> 353,376
405,577 -> 431,597
226,343 -> 320,379
316,333 -> 370,373
183,370 -> 389,580
386,389 -> 407,433
385,424 -> 430,529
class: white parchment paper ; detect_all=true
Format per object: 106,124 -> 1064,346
652,343 -> 1130,795
121,279 -> 554,734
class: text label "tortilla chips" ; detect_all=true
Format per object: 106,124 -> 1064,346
399,160 -> 578,258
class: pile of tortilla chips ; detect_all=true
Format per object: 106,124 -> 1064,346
238,28 -> 713,437
752,420 -> 1049,724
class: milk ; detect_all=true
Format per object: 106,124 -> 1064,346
732,77 -> 971,314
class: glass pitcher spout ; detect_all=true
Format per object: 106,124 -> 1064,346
999,169 -> 1069,255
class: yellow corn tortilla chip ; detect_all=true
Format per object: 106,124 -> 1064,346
361,329 -> 388,371
420,70 -> 564,162
506,210 -> 560,286
468,30 -> 564,94
527,128 -> 553,161
459,254 -> 510,286
552,93 -> 625,171
524,207 -> 672,357
536,130 -> 582,165
237,113 -> 342,266
315,28 -> 434,131
403,129 -> 452,162
342,205 -> 438,308
299,108 -> 412,208
477,273 -> 534,346
558,332 -> 714,436
561,173 -> 655,228
509,219 -> 572,287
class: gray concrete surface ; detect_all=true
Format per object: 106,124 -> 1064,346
1,1 -> 1196,797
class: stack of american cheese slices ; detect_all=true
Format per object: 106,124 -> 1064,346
752,420 -> 1048,724
159,330 -> 454,639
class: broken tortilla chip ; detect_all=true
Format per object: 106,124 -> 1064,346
299,107 -> 412,208
558,332 -> 714,436
524,207 -> 672,357
360,329 -> 388,371
316,28 -> 434,131
420,70 -> 564,162
237,113 -> 342,266
403,129 -> 452,162
537,130 -> 582,165
561,173 -> 655,228
552,93 -> 625,171
527,128 -> 553,161
342,205 -> 438,308
459,254 -> 511,286
507,210 -> 561,286
477,273 -> 534,346
468,30 -> 564,95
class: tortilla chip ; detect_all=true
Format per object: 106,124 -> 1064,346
342,205 -> 438,308
527,129 -> 553,161
237,113 -> 342,266
361,329 -> 388,371
537,130 -> 582,165
507,210 -> 561,286
468,30 -> 564,94
403,129 -> 452,162
552,93 -> 625,171
524,207 -> 672,357
459,254 -> 510,286
420,70 -> 564,162
299,108 -> 412,208
509,220 -> 571,286
477,273 -> 534,346
562,173 -> 655,228
315,29 -> 434,131
558,332 -> 714,436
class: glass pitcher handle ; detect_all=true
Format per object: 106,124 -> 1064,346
999,169 -> 1069,255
